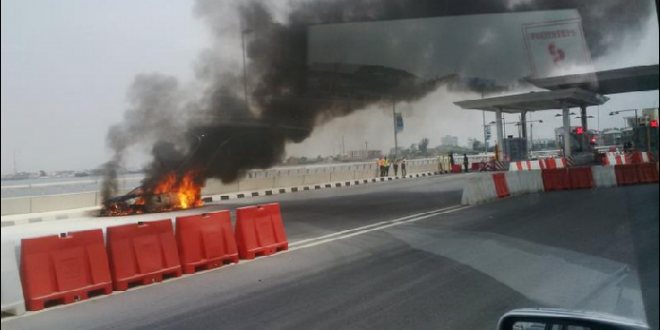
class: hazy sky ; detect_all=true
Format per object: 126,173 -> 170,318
1,0 -> 208,175
2,0 -> 659,174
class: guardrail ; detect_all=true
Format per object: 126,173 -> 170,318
1,159 -> 442,217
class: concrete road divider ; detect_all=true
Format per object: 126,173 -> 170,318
107,220 -> 182,291
631,152 -> 656,164
603,154 -> 633,166
235,204 -> 289,260
21,230 -> 112,311
461,174 -> 498,206
592,166 -> 617,188
493,174 -> 511,199
615,165 -> 641,186
1,241 -> 25,316
542,169 -> 571,192
637,163 -> 660,184
510,160 -> 546,172
176,211 -> 239,275
569,167 -> 594,190
504,171 -> 544,197
544,158 -> 567,169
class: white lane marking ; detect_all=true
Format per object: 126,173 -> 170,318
290,206 -> 471,251
289,205 -> 465,248
1,204 -> 471,324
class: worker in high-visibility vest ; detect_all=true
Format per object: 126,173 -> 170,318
384,157 -> 391,177
377,157 -> 385,177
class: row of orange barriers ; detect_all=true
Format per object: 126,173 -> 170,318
615,163 -> 660,186
20,203 -> 288,312
542,168 -> 595,192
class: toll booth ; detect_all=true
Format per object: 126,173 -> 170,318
633,126 -> 660,152
504,137 -> 528,162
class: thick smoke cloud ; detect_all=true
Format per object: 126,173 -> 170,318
102,0 -> 655,201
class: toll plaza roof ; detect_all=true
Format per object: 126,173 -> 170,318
454,88 -> 610,113
528,65 -> 659,95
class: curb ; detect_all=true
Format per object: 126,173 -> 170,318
206,171 -> 447,202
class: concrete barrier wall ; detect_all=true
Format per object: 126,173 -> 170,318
1,198 -> 31,216
274,175 -> 306,189
330,172 -> 355,182
592,166 -> 617,188
238,177 -> 275,192
1,240 -> 25,316
30,192 -> 99,214
461,174 -> 498,206
203,180 -> 240,196
2,160 -> 440,216
303,173 -> 333,185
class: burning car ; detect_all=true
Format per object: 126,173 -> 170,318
102,171 -> 204,217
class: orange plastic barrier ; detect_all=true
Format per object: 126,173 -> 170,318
542,169 -> 571,192
637,163 -> 660,184
107,220 -> 182,291
452,165 -> 463,173
615,165 -> 641,186
235,204 -> 289,260
631,152 -> 656,164
569,167 -> 594,190
492,173 -> 511,199
176,211 -> 239,275
21,230 -> 112,311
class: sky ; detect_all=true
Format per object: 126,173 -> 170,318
1,0 -> 659,175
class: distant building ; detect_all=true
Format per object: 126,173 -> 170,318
624,109 -> 659,128
441,135 -> 459,147
348,150 -> 382,161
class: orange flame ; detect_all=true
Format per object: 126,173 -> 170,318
153,171 -> 204,211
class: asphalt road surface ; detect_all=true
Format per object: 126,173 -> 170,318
2,175 -> 658,330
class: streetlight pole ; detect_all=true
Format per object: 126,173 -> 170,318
483,111 -> 488,155
392,98 -> 399,158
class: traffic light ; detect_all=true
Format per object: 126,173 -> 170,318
575,127 -> 584,135
652,120 -> 659,128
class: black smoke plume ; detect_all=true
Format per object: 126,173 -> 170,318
102,0 -> 655,202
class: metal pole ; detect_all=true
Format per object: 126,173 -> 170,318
528,113 -> 533,152
563,103 -> 572,157
393,99 -> 398,158
503,114 -> 507,138
483,111 -> 488,155
241,27 -> 250,112
581,106 -> 589,152
496,109 -> 505,161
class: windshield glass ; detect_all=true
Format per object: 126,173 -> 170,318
1,1 -> 658,330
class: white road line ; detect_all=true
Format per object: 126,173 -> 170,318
289,205 -> 465,248
289,206 -> 471,251
1,204 -> 472,324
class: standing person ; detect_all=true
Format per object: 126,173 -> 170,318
377,157 -> 383,177
378,157 -> 385,177
393,159 -> 400,177
401,158 -> 407,177
463,154 -> 470,173
384,157 -> 391,177
449,152 -> 455,167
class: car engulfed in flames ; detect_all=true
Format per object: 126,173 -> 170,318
102,171 -> 204,217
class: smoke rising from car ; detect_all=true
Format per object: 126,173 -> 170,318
101,0 -> 655,202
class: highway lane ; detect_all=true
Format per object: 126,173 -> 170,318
1,173 -> 473,244
2,182 -> 658,330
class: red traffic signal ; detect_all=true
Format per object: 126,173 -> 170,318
575,127 -> 584,135
652,120 -> 659,128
